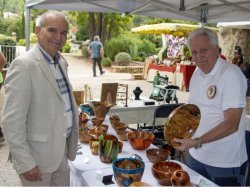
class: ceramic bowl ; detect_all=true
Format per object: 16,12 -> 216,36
113,122 -> 128,131
79,112 -> 89,124
151,161 -> 182,186
91,117 -> 104,126
88,124 -> 109,139
130,181 -> 151,186
112,157 -> 145,186
79,127 -> 93,143
116,130 -> 129,141
89,138 -> 99,155
170,169 -> 191,186
109,114 -> 120,125
127,131 -> 154,150
146,148 -> 170,163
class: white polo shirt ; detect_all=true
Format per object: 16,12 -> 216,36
189,57 -> 247,167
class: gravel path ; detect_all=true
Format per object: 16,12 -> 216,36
0,53 -> 189,186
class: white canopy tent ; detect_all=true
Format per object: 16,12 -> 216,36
25,0 -> 250,49
217,21 -> 250,29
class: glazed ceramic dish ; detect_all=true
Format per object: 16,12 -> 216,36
91,101 -> 113,125
146,148 -> 170,163
112,157 -> 145,186
171,169 -> 192,186
127,131 -> 154,150
113,122 -> 128,131
164,104 -> 200,147
151,161 -> 182,186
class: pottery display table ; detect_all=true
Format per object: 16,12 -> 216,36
81,160 -> 217,187
69,117 -> 217,187
69,117 -> 154,186
108,97 -> 158,124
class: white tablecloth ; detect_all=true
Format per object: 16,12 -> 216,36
81,160 -> 218,187
69,118 -> 155,186
70,117 -> 217,187
108,97 -> 159,124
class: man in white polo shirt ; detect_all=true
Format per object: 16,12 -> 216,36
174,28 -> 247,186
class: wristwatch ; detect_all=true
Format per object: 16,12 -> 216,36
194,137 -> 202,149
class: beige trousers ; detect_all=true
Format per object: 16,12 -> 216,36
19,151 -> 70,186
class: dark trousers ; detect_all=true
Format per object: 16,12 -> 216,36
187,154 -> 247,186
245,131 -> 250,186
92,58 -> 103,76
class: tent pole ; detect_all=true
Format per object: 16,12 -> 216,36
25,6 -> 31,51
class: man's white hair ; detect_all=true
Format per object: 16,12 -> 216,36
187,28 -> 218,49
36,10 -> 68,27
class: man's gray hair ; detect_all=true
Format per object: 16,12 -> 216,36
187,28 -> 218,49
36,10 -> 68,27
94,35 -> 100,41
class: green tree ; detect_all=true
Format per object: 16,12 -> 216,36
74,12 -> 132,44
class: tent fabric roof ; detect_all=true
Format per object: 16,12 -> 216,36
131,23 -> 218,36
217,21 -> 250,29
26,0 -> 250,24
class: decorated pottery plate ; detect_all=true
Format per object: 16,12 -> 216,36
164,104 -> 200,147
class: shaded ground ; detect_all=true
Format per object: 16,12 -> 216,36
0,53 -> 189,186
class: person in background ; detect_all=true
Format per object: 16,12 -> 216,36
232,45 -> 244,68
219,47 -> 227,60
88,35 -> 105,77
0,52 -> 6,142
174,28 -> 247,186
2,11 -> 79,186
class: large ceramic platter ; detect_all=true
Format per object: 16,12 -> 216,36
164,104 -> 200,147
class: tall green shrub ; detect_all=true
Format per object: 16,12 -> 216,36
137,39 -> 156,60
104,36 -> 138,61
104,34 -> 157,62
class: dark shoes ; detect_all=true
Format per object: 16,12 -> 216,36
93,71 -> 104,77
0,127 -> 5,142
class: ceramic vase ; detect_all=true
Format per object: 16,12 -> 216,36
98,134 -> 119,163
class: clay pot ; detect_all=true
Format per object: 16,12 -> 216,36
116,130 -> 129,141
79,112 -> 89,123
89,138 -> 99,155
88,125 -> 108,139
127,131 -> 154,150
112,158 -> 145,186
146,148 -> 170,163
113,122 -> 128,132
91,101 -> 113,124
79,127 -> 92,143
151,161 -> 182,186
98,134 -> 119,163
109,114 -> 120,125
171,169 -> 191,186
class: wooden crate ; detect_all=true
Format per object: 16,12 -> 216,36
73,91 -> 84,105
